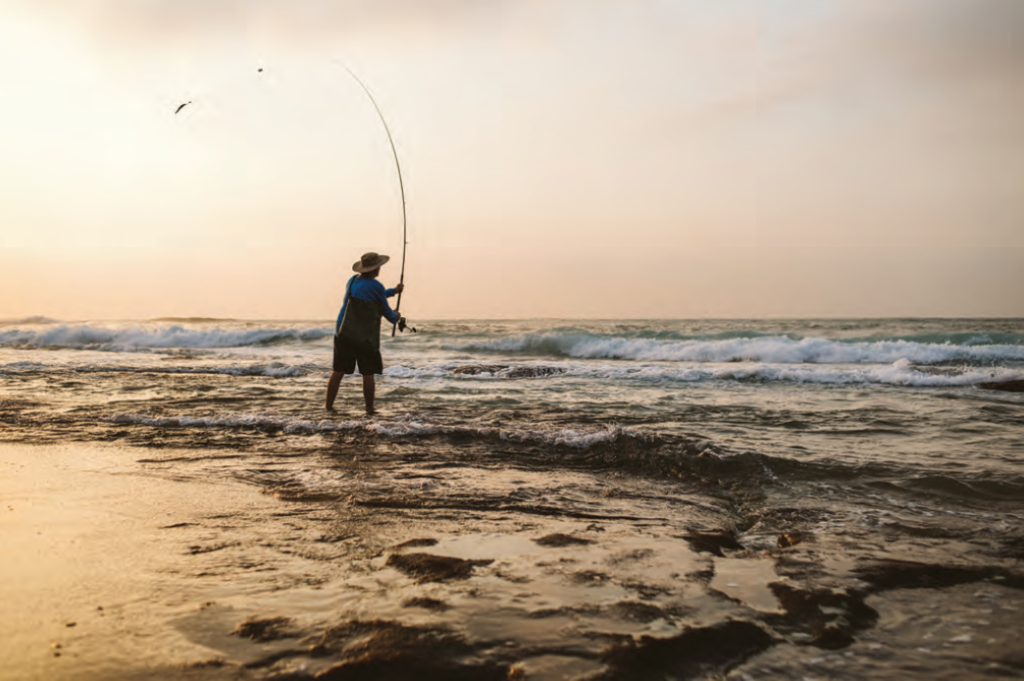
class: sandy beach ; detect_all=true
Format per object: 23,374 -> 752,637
4,435 -> 1023,681
2,442 -> 292,679
4,440 -> 767,680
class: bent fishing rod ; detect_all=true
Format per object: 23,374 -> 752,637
343,66 -> 412,337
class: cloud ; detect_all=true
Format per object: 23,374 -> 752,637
2,0 -> 511,49
757,0 -> 1023,110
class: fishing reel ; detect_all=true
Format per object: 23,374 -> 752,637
397,317 -> 417,333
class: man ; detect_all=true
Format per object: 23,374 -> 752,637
326,251 -> 405,415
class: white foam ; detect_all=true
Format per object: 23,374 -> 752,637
106,412 -> 637,449
110,413 -> 360,431
383,365 -> 451,379
0,324 -> 332,350
386,359 -> 1023,388
0,362 -> 313,377
8,355 -> 1018,388
449,333 -> 1024,365
367,419 -> 631,448
570,359 -> 1023,388
163,363 -> 311,378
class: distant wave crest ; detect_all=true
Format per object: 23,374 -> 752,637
0,316 -> 60,325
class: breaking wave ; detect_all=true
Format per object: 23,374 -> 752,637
0,324 -> 332,350
448,332 -> 1024,365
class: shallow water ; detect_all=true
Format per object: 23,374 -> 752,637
2,317 -> 1022,679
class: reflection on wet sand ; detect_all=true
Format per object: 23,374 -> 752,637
4,440 -> 1022,680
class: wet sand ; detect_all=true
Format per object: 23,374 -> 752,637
1,442 -> 289,680
3,442 -> 1022,681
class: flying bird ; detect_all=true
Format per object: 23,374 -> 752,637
174,101 -> 192,115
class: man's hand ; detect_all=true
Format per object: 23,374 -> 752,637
394,283 -> 405,294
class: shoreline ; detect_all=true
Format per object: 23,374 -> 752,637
3,440 -> 1023,680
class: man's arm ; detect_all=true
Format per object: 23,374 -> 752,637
367,281 -> 401,324
380,300 -> 400,325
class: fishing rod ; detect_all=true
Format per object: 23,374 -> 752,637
342,66 -> 411,337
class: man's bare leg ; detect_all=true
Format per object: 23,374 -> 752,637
325,371 -> 344,411
362,374 -> 376,415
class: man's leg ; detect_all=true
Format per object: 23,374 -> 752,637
325,371 -> 344,411
362,374 -> 375,415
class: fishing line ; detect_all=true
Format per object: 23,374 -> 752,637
342,66 -> 410,337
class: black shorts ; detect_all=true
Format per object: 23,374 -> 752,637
332,334 -> 383,376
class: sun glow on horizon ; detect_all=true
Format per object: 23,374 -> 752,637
1,0 -> 1021,319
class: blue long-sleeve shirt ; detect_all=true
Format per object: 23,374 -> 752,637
335,275 -> 400,333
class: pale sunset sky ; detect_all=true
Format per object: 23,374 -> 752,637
1,0 -> 1021,320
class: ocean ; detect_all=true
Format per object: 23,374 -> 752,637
2,317 -> 1022,680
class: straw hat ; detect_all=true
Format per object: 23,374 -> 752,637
352,252 -> 390,273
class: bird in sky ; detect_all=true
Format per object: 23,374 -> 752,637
174,101 -> 192,115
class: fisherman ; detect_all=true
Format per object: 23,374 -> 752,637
326,252 -> 405,415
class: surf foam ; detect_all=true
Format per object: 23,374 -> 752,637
106,412 -> 645,450
0,361 -> 314,378
385,360 -> 1023,388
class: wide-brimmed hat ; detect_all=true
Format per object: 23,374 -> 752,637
352,251 -> 390,273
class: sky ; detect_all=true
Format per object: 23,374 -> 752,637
0,0 -> 1021,320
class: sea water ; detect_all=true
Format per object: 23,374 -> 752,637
3,317 -> 1022,473
2,317 -> 1022,679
